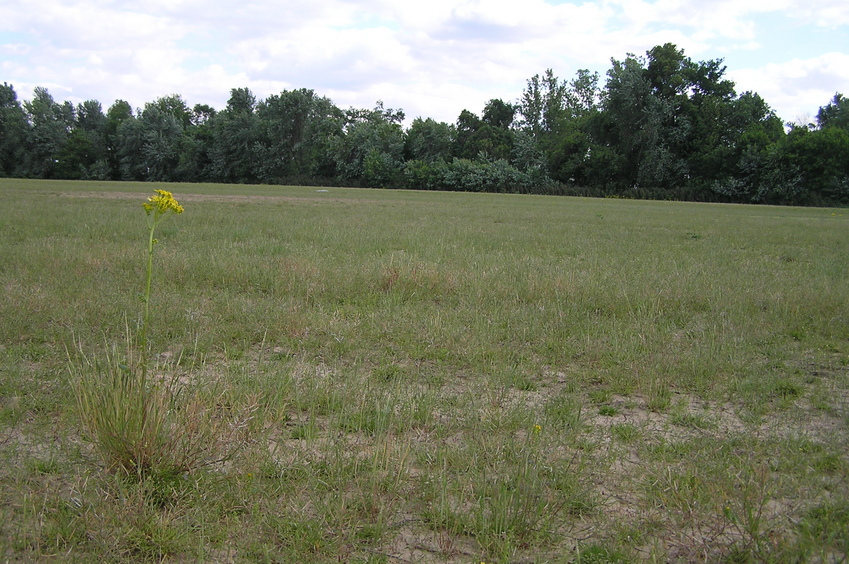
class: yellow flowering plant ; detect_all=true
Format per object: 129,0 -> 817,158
73,190 -> 185,478
73,189 -> 257,481
140,190 -> 184,364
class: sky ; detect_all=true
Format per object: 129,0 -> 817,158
1,0 -> 847,127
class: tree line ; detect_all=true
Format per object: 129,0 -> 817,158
2,43 -> 847,205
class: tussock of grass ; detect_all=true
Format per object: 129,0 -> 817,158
70,334 -> 260,480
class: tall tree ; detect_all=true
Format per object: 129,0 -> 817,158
601,53 -> 658,188
116,99 -> 184,181
600,44 -> 741,193
709,91 -> 785,202
0,83 -> 28,177
53,100 -> 108,179
23,87 -> 74,178
817,93 -> 849,131
147,94 -> 193,129
208,88 -> 260,183
254,88 -> 344,183
405,117 -> 455,163
191,104 -> 216,126
518,69 -> 568,138
332,101 -> 406,187
454,99 -> 514,161
754,124 -> 849,204
175,104 -> 217,182
104,100 -> 134,179
517,69 -> 603,185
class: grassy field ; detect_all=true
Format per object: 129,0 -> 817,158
0,178 -> 847,562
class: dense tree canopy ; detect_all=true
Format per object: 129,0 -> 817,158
2,44 -> 847,206
0,83 -> 29,177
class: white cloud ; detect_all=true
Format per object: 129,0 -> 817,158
728,52 -> 849,124
788,0 -> 849,27
1,43 -> 31,56
0,0 -> 846,125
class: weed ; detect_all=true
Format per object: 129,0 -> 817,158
772,379 -> 803,399
588,390 -> 611,404
646,379 -> 671,412
610,422 -> 641,443
544,392 -> 584,433
797,501 -> 849,559
573,544 -> 630,563
71,192 -> 258,479
670,413 -> 716,430
598,405 -> 619,417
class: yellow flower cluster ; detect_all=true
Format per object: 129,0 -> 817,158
143,189 -> 184,216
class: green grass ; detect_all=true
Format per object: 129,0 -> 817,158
1,178 -> 848,562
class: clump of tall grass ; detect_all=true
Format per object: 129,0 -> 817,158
71,334 -> 256,479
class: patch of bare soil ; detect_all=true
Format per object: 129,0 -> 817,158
380,519 -> 482,564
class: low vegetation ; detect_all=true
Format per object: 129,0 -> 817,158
1,178 -> 847,562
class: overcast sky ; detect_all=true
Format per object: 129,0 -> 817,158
2,0 -> 847,126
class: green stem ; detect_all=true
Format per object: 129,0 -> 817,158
140,214 -> 158,379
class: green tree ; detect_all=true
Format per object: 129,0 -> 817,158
0,83 -> 29,177
569,69 -> 601,117
147,94 -> 193,129
759,126 -> 849,204
53,100 -> 108,179
254,88 -> 344,183
600,53 -> 657,189
169,103 -> 217,182
712,92 -> 849,205
103,100 -> 134,180
516,69 -> 604,186
454,99 -> 514,161
709,91 -> 785,202
23,87 -> 74,178
208,88 -> 260,184
518,69 -> 569,138
600,44 -> 745,195
117,99 -> 184,181
405,117 -> 455,163
817,93 -> 849,131
191,104 -> 216,126
332,101 -> 405,187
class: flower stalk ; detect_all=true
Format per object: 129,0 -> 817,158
140,190 -> 184,375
